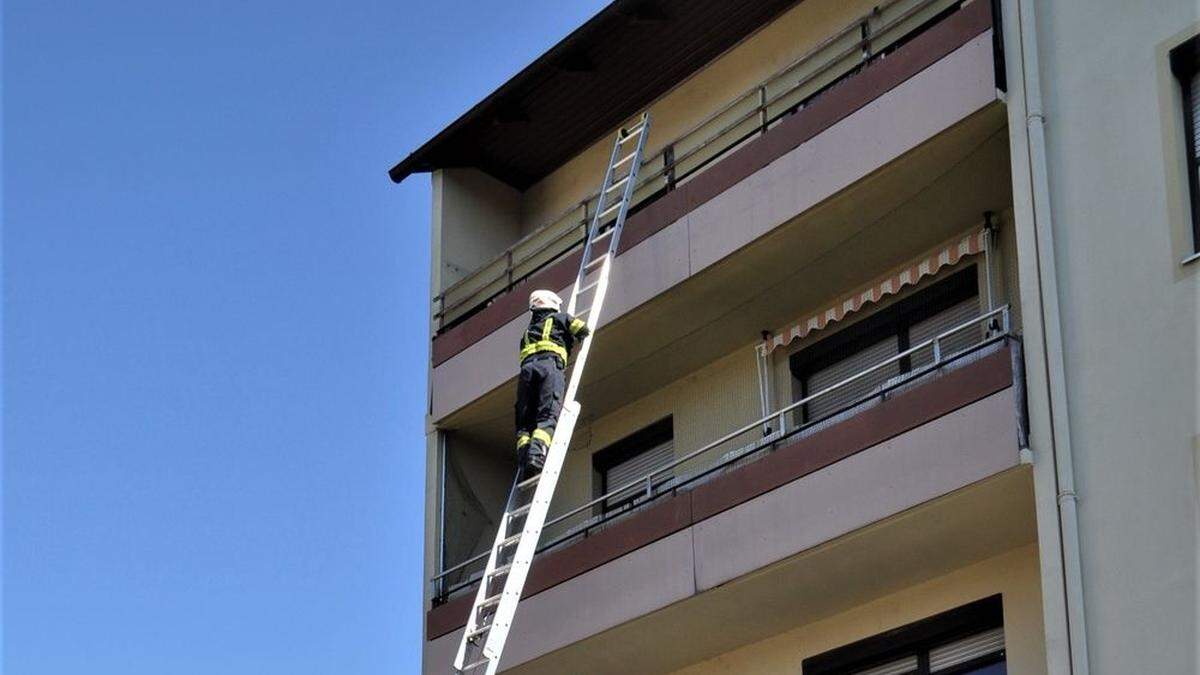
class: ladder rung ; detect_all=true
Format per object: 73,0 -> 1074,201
517,474 -> 540,490
613,152 -> 637,169
604,174 -> 631,194
574,306 -> 592,318
462,656 -> 491,671
599,201 -> 623,220
619,124 -> 644,142
590,227 -> 615,243
498,532 -> 521,549
490,563 -> 513,579
584,253 -> 609,269
575,280 -> 599,295
509,503 -> 532,518
479,593 -> 502,610
465,624 -> 490,643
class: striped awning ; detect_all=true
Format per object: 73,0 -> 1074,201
759,228 -> 987,355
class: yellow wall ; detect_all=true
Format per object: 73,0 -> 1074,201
432,168 -> 521,293
672,544 -> 1047,674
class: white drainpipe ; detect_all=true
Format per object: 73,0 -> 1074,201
1011,0 -> 1091,672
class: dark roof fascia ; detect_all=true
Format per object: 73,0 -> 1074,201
387,0 -> 625,184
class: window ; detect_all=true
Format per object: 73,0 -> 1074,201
803,595 -> 1006,675
592,417 -> 674,512
790,267 -> 980,423
1170,37 -> 1200,253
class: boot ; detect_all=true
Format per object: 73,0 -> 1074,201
519,442 -> 546,476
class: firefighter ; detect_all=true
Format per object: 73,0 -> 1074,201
515,289 -> 590,475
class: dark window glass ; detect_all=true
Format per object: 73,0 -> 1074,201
1170,37 -> 1200,253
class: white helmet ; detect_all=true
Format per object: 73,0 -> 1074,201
529,289 -> 562,311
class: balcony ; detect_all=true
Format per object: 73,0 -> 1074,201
429,0 -> 1001,340
426,305 -> 1032,672
428,0 -> 1006,422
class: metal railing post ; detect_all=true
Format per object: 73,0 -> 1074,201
758,85 -> 768,135
664,144 -> 677,191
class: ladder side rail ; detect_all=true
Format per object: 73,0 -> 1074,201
452,475 -> 520,670
564,114 -> 650,404
568,112 -> 649,315
478,403 -> 580,671
578,122 -> 626,271
562,260 -> 611,404
454,115 -> 650,674
604,114 -> 652,260
568,134 -> 625,315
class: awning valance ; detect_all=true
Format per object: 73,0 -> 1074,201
759,228 -> 987,355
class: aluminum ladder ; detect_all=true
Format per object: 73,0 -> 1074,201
453,113 -> 652,674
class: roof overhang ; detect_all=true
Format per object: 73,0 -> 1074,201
389,0 -> 805,189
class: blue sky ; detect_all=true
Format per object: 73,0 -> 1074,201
3,1 -> 606,672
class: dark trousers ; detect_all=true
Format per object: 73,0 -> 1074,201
515,354 -> 565,457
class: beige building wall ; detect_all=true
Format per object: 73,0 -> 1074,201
672,544 -> 1047,675
1010,0 -> 1200,672
440,433 -> 513,574
423,430 -> 439,618
431,168 -> 521,293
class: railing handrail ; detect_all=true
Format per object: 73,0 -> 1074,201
433,304 -> 1010,582
432,0 -> 961,326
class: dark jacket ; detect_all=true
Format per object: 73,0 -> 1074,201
519,308 -> 590,365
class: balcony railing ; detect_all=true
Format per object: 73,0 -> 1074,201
432,0 -> 970,333
434,305 -> 1017,599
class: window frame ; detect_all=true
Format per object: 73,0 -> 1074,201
592,416 -> 674,513
789,266 -> 980,424
1170,36 -> 1200,255
802,595 -> 1005,675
